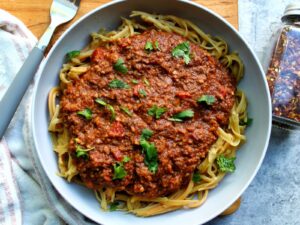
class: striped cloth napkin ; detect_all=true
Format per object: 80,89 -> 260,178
0,9 -> 95,225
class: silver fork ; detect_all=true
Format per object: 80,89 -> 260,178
0,0 -> 81,138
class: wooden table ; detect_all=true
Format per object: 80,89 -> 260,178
0,0 -> 240,216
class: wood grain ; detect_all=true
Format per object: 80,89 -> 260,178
1,0 -> 238,41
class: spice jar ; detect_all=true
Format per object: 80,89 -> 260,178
266,3 -> 300,128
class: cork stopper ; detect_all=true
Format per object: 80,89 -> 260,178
282,3 -> 300,21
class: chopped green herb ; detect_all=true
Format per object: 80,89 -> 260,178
77,108 -> 92,120
106,104 -> 116,121
95,98 -> 107,106
192,172 -> 201,183
197,95 -> 216,106
109,202 -> 119,211
141,129 -> 153,140
148,105 -> 166,119
239,118 -> 253,126
139,89 -> 147,97
109,79 -> 130,89
66,50 -> 80,61
123,156 -> 131,163
140,138 -> 158,173
75,144 -> 93,159
131,79 -> 139,84
216,155 -> 236,173
143,78 -> 150,86
154,41 -> 160,50
172,42 -> 191,64
168,109 -> 194,122
120,106 -> 132,117
113,58 -> 128,74
113,163 -> 127,180
145,41 -> 153,51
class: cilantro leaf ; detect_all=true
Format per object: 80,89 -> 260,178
148,105 -> 167,119
113,163 -> 127,180
197,95 -> 216,106
172,42 -> 191,64
66,50 -> 80,61
139,89 -> 147,97
123,156 -> 131,163
192,172 -> 201,183
95,99 -> 115,121
216,155 -> 236,173
109,79 -> 130,89
95,98 -> 107,106
113,58 -> 128,74
109,202 -> 119,211
168,109 -> 194,122
75,144 -> 93,159
154,41 -> 160,50
120,106 -> 132,117
140,138 -> 158,173
239,118 -> 253,126
141,129 -> 153,140
77,108 -> 92,120
145,41 -> 153,51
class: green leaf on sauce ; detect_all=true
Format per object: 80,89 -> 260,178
123,156 -> 131,163
192,172 -> 201,183
139,89 -> 147,97
145,41 -> 153,51
154,41 -> 160,51
75,144 -> 93,159
109,79 -> 130,89
109,202 -> 119,211
197,95 -> 216,106
141,129 -> 153,140
216,155 -> 236,173
172,42 -> 191,64
168,109 -> 194,122
148,105 -> 166,119
143,78 -> 150,86
140,138 -> 158,173
120,106 -> 132,117
131,79 -> 139,84
113,163 -> 127,180
239,118 -> 253,126
113,58 -> 128,74
95,98 -> 107,106
66,50 -> 80,61
77,108 -> 92,120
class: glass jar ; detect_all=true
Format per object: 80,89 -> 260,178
266,3 -> 300,129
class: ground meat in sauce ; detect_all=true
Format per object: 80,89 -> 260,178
59,29 -> 236,198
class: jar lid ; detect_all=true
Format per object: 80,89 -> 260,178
282,3 -> 300,21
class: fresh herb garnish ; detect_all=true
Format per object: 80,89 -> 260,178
95,99 -> 116,121
113,163 -> 127,180
66,50 -> 80,61
113,58 -> 128,74
139,89 -> 147,97
109,202 -> 119,211
131,79 -> 139,84
239,118 -> 253,126
192,172 -> 201,183
172,42 -> 191,64
197,95 -> 216,106
77,108 -> 92,120
141,128 -> 153,140
123,156 -> 131,163
109,79 -> 130,89
120,106 -> 132,117
140,129 -> 158,173
143,78 -> 150,86
154,41 -> 160,50
168,109 -> 194,122
75,144 -> 94,158
148,105 -> 166,119
216,155 -> 236,173
145,41 -> 153,51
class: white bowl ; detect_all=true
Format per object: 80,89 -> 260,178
31,0 -> 272,224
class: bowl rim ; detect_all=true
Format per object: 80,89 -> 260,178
31,0 -> 272,224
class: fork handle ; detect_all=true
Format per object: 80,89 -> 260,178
0,47 -> 44,139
